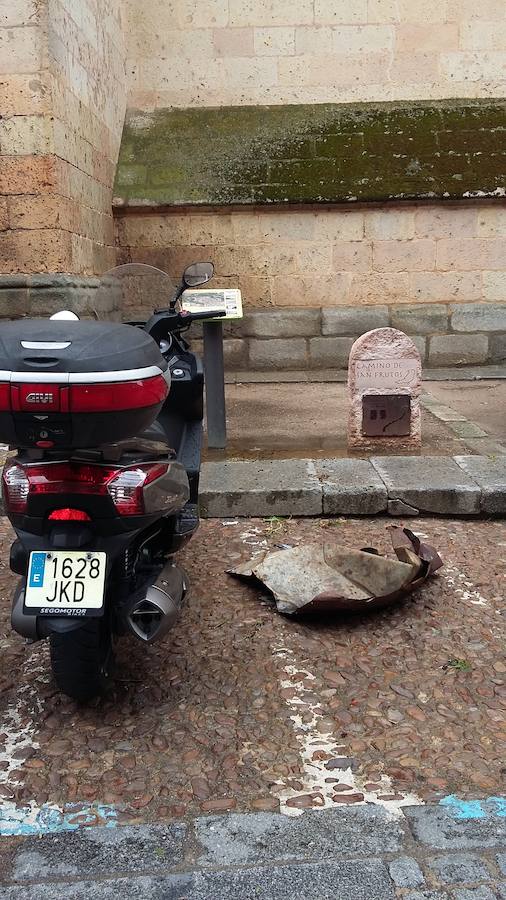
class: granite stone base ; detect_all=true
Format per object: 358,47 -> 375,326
190,302 -> 506,371
2,279 -> 504,370
0,274 -> 121,321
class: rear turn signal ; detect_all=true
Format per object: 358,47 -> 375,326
2,460 -> 169,517
2,463 -> 29,513
107,464 -> 168,516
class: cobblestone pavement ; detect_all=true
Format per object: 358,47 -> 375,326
0,514 -> 504,896
0,515 -> 504,828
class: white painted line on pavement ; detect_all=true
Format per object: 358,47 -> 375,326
443,565 -> 488,606
272,647 -> 422,818
0,645 -> 47,797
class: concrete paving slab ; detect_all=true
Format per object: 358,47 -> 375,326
405,806 -> 506,851
389,856 -> 425,888
463,438 -> 506,456
314,458 -> 388,515
185,860 -> 395,900
5,823 -> 187,883
421,395 -> 467,422
454,455 -> 506,514
0,861 -> 396,900
448,422 -> 489,439
424,380 -> 506,442
193,808 -> 405,867
370,456 -> 481,515
1,876 -> 185,900
427,852 -> 492,884
199,459 -> 322,517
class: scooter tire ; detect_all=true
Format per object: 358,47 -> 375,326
49,619 -> 114,702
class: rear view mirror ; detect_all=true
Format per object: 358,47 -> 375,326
183,262 -> 214,288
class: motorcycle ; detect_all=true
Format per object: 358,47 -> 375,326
0,262 -> 221,701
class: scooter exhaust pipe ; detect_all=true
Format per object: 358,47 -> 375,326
126,561 -> 187,644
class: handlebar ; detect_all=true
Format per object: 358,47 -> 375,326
178,309 -> 227,324
143,307 -> 226,342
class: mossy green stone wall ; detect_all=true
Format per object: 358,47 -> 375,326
114,100 -> 506,207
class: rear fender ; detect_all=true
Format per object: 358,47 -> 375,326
11,583 -> 87,640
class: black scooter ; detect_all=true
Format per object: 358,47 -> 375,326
0,262 -> 220,700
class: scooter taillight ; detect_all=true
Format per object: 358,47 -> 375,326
48,509 -> 91,521
2,461 -> 169,516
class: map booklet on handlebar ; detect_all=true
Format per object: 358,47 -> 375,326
181,288 -> 243,320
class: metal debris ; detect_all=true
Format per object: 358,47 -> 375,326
228,526 -> 443,616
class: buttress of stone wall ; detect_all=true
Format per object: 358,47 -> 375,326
0,0 -> 53,273
125,0 -> 506,109
47,0 -> 127,274
0,0 -> 126,279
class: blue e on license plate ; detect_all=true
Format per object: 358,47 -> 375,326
24,551 -> 107,616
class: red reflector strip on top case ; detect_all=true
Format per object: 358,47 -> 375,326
69,375 -> 168,412
0,383 -> 10,411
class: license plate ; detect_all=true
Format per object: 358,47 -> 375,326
24,551 -> 107,617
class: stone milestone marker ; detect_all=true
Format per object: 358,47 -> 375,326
348,327 -> 422,452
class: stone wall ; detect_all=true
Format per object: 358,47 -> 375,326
47,0 -> 127,275
114,100 -> 506,206
124,0 -> 506,108
184,302 -> 506,371
0,0 -> 126,304
0,0 -> 53,273
115,203 -> 506,311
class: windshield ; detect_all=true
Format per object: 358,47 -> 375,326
96,264 -> 177,322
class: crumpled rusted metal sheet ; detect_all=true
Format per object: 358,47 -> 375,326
228,526 -> 442,616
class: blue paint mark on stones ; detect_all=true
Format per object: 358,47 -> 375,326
0,801 -> 122,836
440,796 -> 506,820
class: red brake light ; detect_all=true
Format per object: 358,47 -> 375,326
69,376 -> 168,413
48,509 -> 91,521
2,460 -> 168,516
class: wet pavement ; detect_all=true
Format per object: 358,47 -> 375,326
425,380 -> 506,444
0,515 -> 504,830
205,380 -> 506,460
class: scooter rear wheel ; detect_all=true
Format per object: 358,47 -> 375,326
49,618 -> 114,702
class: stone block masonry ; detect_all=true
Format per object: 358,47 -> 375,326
115,200 -> 506,332
114,100 -> 506,207
125,0 -> 506,109
1,0 -> 126,277
126,300 -> 504,371
0,274 -> 121,320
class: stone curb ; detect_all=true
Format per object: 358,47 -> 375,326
1,803 -> 505,898
199,455 -> 506,518
0,455 -> 504,520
